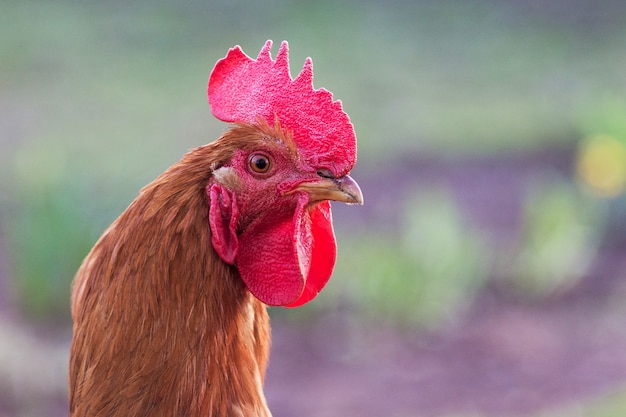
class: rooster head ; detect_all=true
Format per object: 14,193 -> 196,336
206,40 -> 362,307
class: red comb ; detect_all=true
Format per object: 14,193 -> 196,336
208,40 -> 356,174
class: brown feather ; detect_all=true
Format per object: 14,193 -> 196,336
69,125 -> 288,417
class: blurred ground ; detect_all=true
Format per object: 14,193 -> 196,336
267,292 -> 626,417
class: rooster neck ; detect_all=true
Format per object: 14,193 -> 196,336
70,144 -> 272,417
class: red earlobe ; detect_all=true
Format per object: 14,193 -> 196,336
208,184 -> 239,264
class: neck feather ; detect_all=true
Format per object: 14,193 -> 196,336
69,144 -> 271,417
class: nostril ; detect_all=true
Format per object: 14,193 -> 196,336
316,169 -> 334,179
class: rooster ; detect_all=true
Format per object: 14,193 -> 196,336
69,40 -> 362,417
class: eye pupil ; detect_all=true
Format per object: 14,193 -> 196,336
255,158 -> 267,170
249,154 -> 271,173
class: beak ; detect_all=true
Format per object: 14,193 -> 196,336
294,174 -> 364,205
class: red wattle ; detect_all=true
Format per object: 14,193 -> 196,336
285,201 -> 336,307
234,194 -> 306,306
235,197 -> 336,307
210,184 -> 338,307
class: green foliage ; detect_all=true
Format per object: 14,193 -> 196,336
508,177 -> 607,298
380,385 -> 626,417
577,95 -> 626,144
3,0 -> 626,162
581,389 -> 626,417
531,385 -> 626,417
414,389 -> 626,417
574,96 -> 626,198
4,189 -> 91,319
334,190 -> 489,329
1,143 -> 113,319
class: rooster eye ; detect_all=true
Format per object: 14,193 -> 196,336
249,154 -> 272,174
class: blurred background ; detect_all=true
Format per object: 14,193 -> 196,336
2,0 -> 626,416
